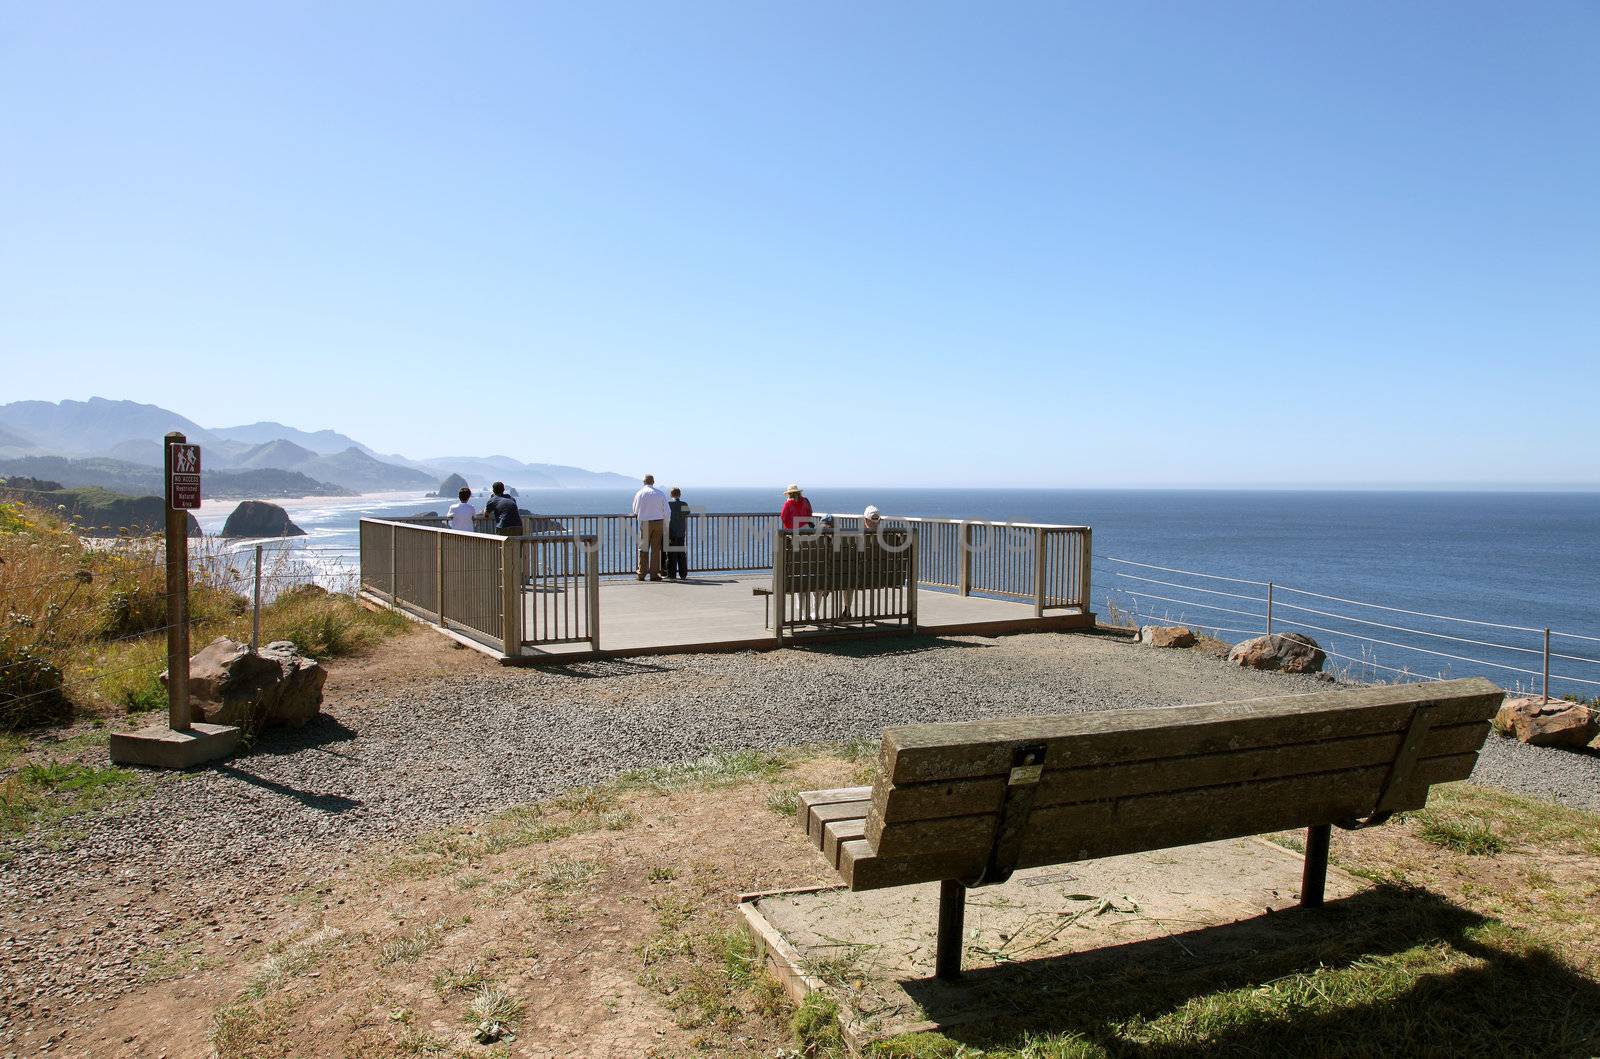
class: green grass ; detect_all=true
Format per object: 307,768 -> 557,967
612,748 -> 791,794
1427,781 -> 1600,856
1416,813 -> 1507,856
857,890 -> 1600,1058
1,759 -> 143,839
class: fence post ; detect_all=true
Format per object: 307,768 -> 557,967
586,537 -> 600,651
1079,528 -> 1092,613
435,532 -> 445,625
251,544 -> 263,651
501,535 -> 522,656
389,523 -> 398,603
1543,627 -> 1550,704
772,531 -> 785,644
959,521 -> 973,596
1033,527 -> 1046,618
1267,582 -> 1274,636
908,534 -> 919,634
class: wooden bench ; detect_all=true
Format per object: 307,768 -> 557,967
772,529 -> 914,630
797,677 -> 1502,980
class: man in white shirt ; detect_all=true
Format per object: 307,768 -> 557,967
631,474 -> 670,582
447,486 -> 476,531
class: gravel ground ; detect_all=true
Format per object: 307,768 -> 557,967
2,629 -> 1596,1049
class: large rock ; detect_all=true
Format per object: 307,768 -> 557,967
221,500 -> 305,538
1140,625 -> 1196,648
434,473 -> 468,498
164,637 -> 325,730
1493,697 -> 1594,749
1228,632 -> 1325,674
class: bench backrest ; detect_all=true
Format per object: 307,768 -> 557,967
838,677 -> 1502,890
776,530 -> 913,592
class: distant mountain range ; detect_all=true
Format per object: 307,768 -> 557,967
0,397 -> 633,499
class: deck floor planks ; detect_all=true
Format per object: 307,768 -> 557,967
523,573 -> 1085,656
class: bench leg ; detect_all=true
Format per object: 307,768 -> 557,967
936,879 -> 965,981
1301,823 -> 1331,907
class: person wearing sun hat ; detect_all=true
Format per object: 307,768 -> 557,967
780,484 -> 813,531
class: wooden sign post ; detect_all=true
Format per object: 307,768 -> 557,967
165,432 -> 198,731
108,432 -> 241,768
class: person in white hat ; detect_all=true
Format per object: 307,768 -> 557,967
863,505 -> 882,532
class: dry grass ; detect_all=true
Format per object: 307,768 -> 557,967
0,500 -> 405,730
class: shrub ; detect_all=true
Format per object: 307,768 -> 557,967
0,639 -> 67,730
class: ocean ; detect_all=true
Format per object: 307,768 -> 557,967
195,488 -> 1600,698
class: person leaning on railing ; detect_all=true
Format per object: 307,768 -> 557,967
780,484 -> 814,531
447,486 -> 476,531
484,481 -> 523,536
665,487 -> 690,581
632,474 -> 669,581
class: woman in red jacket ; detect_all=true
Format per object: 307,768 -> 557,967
780,484 -> 813,531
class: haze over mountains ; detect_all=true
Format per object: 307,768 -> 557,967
0,398 -> 632,496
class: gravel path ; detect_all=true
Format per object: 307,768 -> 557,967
2,629 -> 1596,1048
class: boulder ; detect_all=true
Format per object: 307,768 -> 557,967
1140,625 -> 1196,648
164,636 -> 326,730
434,473 -> 468,498
221,500 -> 305,538
1493,697 -> 1594,749
1228,632 -> 1325,674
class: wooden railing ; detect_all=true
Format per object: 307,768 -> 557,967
365,512 -> 1090,655
772,529 -> 916,640
359,518 -> 599,654
832,516 -> 1090,616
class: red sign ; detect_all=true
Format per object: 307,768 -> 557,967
169,443 -> 202,510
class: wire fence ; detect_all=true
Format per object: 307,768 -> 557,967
1096,555 -> 1600,712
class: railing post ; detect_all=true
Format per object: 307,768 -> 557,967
1543,627 -> 1550,703
772,531 -> 785,644
1267,582 -> 1274,636
1033,527 -> 1046,618
959,521 -> 973,596
251,544 -> 263,652
1079,528 -> 1092,613
389,523 -> 398,603
908,533 -> 919,633
501,534 -> 522,656
435,532 -> 445,625
587,536 -> 600,651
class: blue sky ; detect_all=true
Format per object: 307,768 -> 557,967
2,2 -> 1595,487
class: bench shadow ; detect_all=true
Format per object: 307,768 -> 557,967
895,885 -> 1600,1056
791,635 -> 991,659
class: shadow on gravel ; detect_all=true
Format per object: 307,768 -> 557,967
536,658 -> 676,680
793,636 -> 991,659
244,715 -> 359,758
213,764 -> 363,814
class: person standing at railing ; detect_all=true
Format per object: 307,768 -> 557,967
780,484 -> 814,531
664,487 -> 691,580
484,481 -> 523,536
447,486 -> 476,531
631,474 -> 669,581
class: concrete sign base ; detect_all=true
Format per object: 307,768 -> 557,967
109,722 -> 241,769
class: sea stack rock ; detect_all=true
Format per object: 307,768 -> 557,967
221,500 -> 306,538
435,472 -> 468,498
